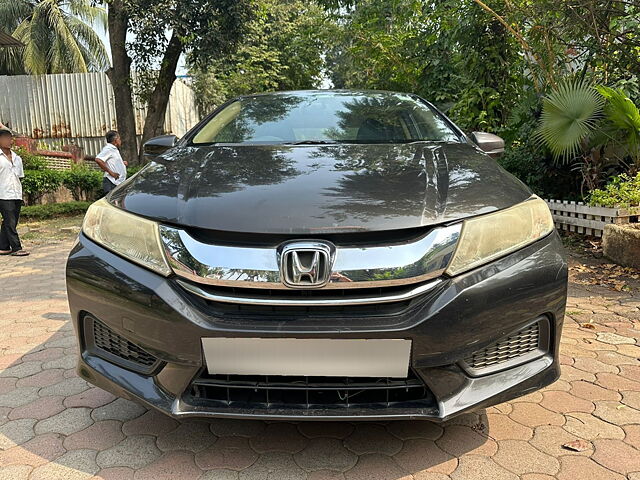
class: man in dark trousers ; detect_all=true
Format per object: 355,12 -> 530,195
95,130 -> 127,194
0,126 -> 29,256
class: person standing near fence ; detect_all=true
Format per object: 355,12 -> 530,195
0,126 -> 29,256
95,130 -> 127,194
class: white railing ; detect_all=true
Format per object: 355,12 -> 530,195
545,199 -> 639,237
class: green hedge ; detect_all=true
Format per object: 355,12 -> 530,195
21,169 -> 64,205
22,162 -> 144,205
62,165 -> 102,201
15,147 -> 49,170
21,201 -> 91,219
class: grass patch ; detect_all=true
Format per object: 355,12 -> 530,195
21,201 -> 91,220
21,214 -> 85,245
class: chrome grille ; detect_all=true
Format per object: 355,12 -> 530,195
464,322 -> 541,373
159,223 -> 461,293
91,318 -> 158,369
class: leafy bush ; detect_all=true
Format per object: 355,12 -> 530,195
62,164 -> 102,201
588,173 -> 640,208
127,165 -> 143,176
15,147 -> 48,171
21,169 -> 64,205
21,201 -> 91,219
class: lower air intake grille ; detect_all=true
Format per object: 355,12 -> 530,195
463,319 -> 547,376
85,316 -> 159,374
186,370 -> 437,415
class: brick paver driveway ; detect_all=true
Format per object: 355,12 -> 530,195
1,240 -> 639,480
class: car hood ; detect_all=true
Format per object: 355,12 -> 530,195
112,143 -> 532,234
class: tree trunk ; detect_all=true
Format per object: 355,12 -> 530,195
139,31 -> 183,160
106,0 -> 139,165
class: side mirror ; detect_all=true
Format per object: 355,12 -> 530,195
471,132 -> 505,158
143,135 -> 178,162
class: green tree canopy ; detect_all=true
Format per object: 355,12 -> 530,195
190,0 -> 331,113
104,0 -> 254,162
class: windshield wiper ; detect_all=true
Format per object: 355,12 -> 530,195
284,140 -> 340,145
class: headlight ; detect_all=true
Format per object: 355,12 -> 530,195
445,196 -> 554,276
82,198 -> 171,276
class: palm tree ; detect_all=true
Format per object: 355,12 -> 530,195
0,0 -> 108,75
535,80 -> 640,192
536,80 -> 640,166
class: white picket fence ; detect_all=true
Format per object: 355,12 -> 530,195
545,199 -> 639,237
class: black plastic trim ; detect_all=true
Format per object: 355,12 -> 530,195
82,314 -> 164,376
458,316 -> 551,377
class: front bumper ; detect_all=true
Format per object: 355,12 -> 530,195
66,231 -> 567,421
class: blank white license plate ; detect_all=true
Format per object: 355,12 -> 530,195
202,338 -> 411,378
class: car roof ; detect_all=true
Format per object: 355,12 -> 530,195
236,89 -> 418,100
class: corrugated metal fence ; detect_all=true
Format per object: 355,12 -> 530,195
0,72 -> 199,155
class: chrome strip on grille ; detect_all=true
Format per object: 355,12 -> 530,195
160,224 -> 461,290
176,278 -> 441,306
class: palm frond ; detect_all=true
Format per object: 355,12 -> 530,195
66,16 -> 109,70
0,0 -> 33,31
596,86 -> 640,164
535,80 -> 605,163
67,0 -> 107,30
43,0 -> 87,72
19,11 -> 49,73
0,0 -> 107,74
0,45 -> 26,74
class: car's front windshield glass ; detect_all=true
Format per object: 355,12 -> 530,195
191,91 -> 460,145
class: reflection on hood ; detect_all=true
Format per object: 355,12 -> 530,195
111,142 -> 531,234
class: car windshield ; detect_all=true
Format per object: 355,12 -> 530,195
191,91 -> 461,145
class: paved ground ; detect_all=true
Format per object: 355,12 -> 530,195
1,238 -> 639,480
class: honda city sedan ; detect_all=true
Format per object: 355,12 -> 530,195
66,90 -> 567,421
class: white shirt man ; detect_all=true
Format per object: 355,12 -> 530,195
0,148 -> 23,200
95,130 -> 127,193
0,127 -> 28,255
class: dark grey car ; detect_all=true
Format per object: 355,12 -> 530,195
66,90 -> 567,421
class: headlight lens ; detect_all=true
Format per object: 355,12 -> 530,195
445,196 -> 554,276
82,198 -> 171,276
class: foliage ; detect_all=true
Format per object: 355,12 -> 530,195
443,2 -> 524,132
61,164 -> 101,201
104,0 -> 254,159
191,0 -> 330,113
322,0 -> 526,131
467,0 -> 640,94
126,165 -> 143,176
588,173 -> 640,208
317,0 -> 640,200
21,169 -> 63,205
536,83 -> 640,184
595,86 -> 640,165
21,200 -> 91,219
498,94 -> 579,200
14,147 -> 48,170
125,0 -> 253,80
0,0 -> 108,75
535,80 -> 605,161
